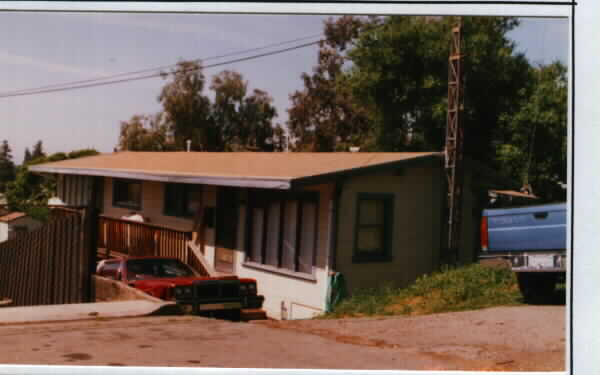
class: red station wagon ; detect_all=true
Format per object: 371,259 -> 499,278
97,256 -> 264,319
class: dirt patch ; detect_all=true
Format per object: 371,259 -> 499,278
258,305 -> 565,371
94,275 -> 161,303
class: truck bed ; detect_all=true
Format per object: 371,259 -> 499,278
484,203 -> 566,252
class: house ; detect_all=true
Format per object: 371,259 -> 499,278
0,211 -> 43,243
30,151 -> 476,319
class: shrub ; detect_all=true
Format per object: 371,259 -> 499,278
322,264 -> 521,319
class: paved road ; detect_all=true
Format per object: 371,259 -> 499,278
0,305 -> 565,371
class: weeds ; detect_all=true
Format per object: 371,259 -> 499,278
322,264 -> 522,319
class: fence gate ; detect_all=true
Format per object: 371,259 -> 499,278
0,208 -> 95,306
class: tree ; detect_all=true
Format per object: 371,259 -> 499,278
159,61 -> 216,151
239,89 -> 279,151
118,113 -> 173,151
210,70 -> 279,151
347,16 -> 532,162
5,148 -> 100,220
496,62 -> 568,202
153,62 -> 279,152
0,140 -> 15,192
287,16 -> 372,151
23,147 -> 32,164
67,148 -> 102,159
31,140 -> 46,160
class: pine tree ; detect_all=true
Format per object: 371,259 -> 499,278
31,140 -> 46,160
0,140 -> 15,192
23,147 -> 32,164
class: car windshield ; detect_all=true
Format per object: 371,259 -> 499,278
126,259 -> 195,281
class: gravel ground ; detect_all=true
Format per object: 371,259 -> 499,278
0,305 -> 565,371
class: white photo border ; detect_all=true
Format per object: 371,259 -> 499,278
0,1 -> 591,375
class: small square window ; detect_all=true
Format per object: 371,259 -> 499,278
353,193 -> 394,263
113,179 -> 142,210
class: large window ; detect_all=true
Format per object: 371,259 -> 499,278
112,179 -> 142,210
245,190 -> 318,275
164,183 -> 201,218
353,193 -> 394,263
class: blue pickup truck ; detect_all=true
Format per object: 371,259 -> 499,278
479,202 -> 567,300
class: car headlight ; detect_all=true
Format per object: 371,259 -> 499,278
239,284 -> 248,296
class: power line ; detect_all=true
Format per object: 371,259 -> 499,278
0,34 -> 323,99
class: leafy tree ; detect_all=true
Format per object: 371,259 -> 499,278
118,114 -> 173,151
496,62 -> 567,202
67,148 -> 102,159
121,62 -> 281,152
210,70 -> 279,151
0,140 -> 15,192
31,140 -> 46,160
289,15 -> 565,204
287,16 -> 372,151
5,148 -> 100,219
159,61 -> 216,151
347,16 -> 532,162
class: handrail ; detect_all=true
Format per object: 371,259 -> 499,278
98,214 -> 192,233
187,241 -> 216,277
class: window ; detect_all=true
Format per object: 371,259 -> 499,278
245,190 -> 318,275
112,179 -> 142,210
353,193 -> 394,263
163,183 -> 201,218
125,258 -> 194,281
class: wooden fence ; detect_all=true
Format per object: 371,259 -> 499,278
0,209 -> 94,306
97,216 -> 208,275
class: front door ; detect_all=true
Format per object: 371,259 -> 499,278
215,187 -> 238,273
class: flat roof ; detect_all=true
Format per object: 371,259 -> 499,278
30,151 -> 442,189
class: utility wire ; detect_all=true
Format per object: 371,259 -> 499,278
0,34 -> 323,99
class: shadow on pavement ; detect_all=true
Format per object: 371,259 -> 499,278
524,288 -> 566,306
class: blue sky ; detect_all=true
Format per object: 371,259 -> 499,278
0,13 -> 568,164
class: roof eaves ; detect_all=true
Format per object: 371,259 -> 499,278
29,165 -> 292,190
290,152 -> 443,188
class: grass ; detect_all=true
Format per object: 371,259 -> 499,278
322,264 -> 522,319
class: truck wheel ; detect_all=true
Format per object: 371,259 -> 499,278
517,273 -> 557,302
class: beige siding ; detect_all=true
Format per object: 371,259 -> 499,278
229,184 -> 333,320
0,223 -> 7,243
201,185 -> 217,270
335,163 -> 476,294
336,165 -> 443,293
102,178 -> 195,231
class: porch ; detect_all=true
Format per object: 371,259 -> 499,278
96,215 -> 215,277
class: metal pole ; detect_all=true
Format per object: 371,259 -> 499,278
444,18 -> 464,265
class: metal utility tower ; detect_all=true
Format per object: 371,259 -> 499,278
444,18 -> 464,264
